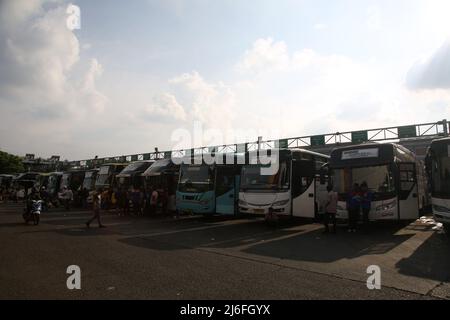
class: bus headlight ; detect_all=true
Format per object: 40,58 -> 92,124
376,201 -> 397,211
239,199 -> 248,206
273,199 -> 289,206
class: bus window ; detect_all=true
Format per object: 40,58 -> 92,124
334,165 -> 395,195
399,163 -> 416,192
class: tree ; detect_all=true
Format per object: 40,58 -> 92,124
0,150 -> 24,174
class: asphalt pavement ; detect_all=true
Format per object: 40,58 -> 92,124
1,202 -> 449,299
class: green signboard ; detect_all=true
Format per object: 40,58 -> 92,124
398,125 -> 417,138
143,153 -> 151,160
164,151 -> 171,159
311,135 -> 325,146
351,131 -> 368,143
277,139 -> 288,149
131,155 -> 138,162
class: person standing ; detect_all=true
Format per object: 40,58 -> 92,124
150,187 -> 159,215
131,187 -> 142,216
116,188 -> 126,216
158,186 -> 169,215
346,183 -> 361,233
66,187 -> 73,210
59,186 -> 73,211
360,181 -> 373,227
323,185 -> 338,234
86,192 -> 106,228
80,187 -> 89,209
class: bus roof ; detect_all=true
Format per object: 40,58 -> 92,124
430,136 -> 450,147
142,158 -> 179,177
49,172 -> 64,176
179,153 -> 245,166
0,174 -> 15,178
99,163 -> 128,167
116,160 -> 154,178
63,169 -> 87,174
246,148 -> 329,160
429,136 -> 450,154
329,142 -> 416,169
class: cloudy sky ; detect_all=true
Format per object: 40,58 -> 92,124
1,0 -> 450,160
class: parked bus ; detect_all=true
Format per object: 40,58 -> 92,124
0,174 -> 14,189
59,169 -> 87,206
82,169 -> 99,192
330,143 -> 428,221
95,163 -> 128,190
142,158 -> 180,212
47,172 -> 63,201
33,173 -> 50,191
425,137 -> 450,233
13,172 -> 40,191
176,154 -> 242,216
239,149 -> 329,219
116,160 -> 154,190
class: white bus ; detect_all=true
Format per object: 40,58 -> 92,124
330,143 -> 428,221
239,149 -> 329,219
425,137 -> 450,233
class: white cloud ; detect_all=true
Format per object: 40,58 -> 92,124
144,92 -> 186,122
230,37 -> 450,139
236,38 -> 290,73
313,23 -> 327,30
78,59 -> 108,114
407,40 -> 450,90
0,0 -> 109,158
367,6 -> 381,31
169,71 -> 235,130
0,0 -> 105,118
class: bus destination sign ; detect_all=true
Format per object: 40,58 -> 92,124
342,148 -> 379,160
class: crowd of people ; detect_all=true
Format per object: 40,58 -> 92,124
0,187 -> 28,203
323,181 -> 373,234
4,180 -> 375,233
84,185 -> 173,228
89,185 -> 171,217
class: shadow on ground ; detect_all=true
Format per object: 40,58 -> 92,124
396,232 -> 450,282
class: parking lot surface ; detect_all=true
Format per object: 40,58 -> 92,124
1,203 -> 449,299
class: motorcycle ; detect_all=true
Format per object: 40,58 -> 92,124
23,199 -> 43,225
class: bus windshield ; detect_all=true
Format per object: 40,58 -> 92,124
96,166 -> 111,186
240,161 -> 290,191
334,165 -> 395,199
60,174 -> 70,189
431,155 -> 450,197
145,159 -> 171,176
120,162 -> 150,175
82,172 -> 95,190
178,164 -> 214,193
47,175 -> 60,194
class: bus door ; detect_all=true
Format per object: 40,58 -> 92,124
215,166 -> 236,215
398,163 -> 419,220
292,160 -> 315,218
